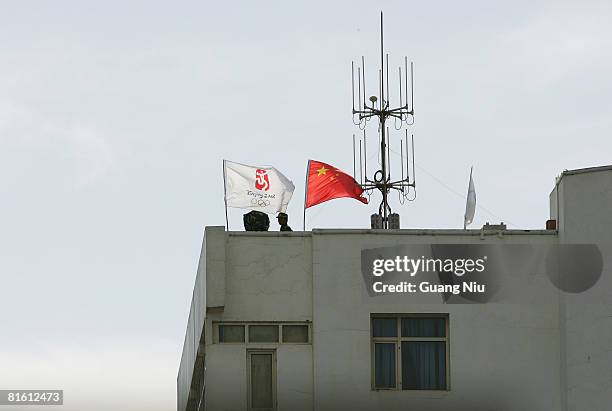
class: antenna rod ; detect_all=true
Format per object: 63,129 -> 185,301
387,126 -> 390,179
357,66 -> 362,111
380,11 -> 384,107
405,131 -> 409,181
411,134 -> 415,184
352,134 -> 356,179
399,66 -> 403,107
404,57 -> 408,109
359,139 -> 363,185
363,129 -> 367,182
410,61 -> 414,112
361,56 -> 366,109
386,53 -> 389,107
400,138 -> 405,183
378,69 -> 382,110
351,61 -> 355,112
380,115 -> 388,228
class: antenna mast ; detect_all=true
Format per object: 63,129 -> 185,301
351,12 -> 416,229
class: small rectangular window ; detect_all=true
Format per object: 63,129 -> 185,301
219,325 -> 245,343
282,325 -> 309,343
249,325 -> 279,343
372,318 -> 397,337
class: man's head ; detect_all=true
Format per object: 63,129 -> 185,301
277,212 -> 288,226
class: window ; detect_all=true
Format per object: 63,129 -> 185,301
282,325 -> 309,343
215,322 -> 310,344
219,324 -> 245,343
249,325 -> 279,343
371,315 -> 449,390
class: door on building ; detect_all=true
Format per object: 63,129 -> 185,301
247,349 -> 277,411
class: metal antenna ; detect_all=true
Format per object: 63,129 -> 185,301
359,139 -> 363,185
350,12 -> 416,228
363,129 -> 367,180
352,134 -> 356,179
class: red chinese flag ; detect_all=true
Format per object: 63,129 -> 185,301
305,160 -> 368,208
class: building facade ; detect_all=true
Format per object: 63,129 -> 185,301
178,165 -> 612,411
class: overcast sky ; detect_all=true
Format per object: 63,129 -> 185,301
1,1 -> 612,410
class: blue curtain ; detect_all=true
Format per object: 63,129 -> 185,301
401,318 -> 445,337
375,343 -> 396,388
402,341 -> 446,390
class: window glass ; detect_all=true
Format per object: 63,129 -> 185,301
219,325 -> 245,343
401,318 -> 446,337
402,341 -> 446,390
249,325 -> 279,343
374,343 -> 396,388
372,318 -> 397,337
282,325 -> 309,343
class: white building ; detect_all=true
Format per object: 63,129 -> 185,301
177,165 -> 612,411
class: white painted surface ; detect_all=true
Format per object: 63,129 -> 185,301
311,232 -> 560,411
553,167 -> 612,411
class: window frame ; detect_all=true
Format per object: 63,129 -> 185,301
213,321 -> 311,345
248,324 -> 280,343
370,314 -> 450,391
281,324 -> 310,344
216,323 -> 246,344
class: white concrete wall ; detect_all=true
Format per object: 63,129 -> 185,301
312,231 -> 560,411
178,227 -> 219,411
205,344 -> 313,411
554,167 -> 612,411
221,233 -> 312,321
185,228 -> 566,411
204,232 -> 313,411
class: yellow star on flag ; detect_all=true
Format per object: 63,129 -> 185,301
317,166 -> 329,176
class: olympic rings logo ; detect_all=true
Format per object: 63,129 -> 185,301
251,198 -> 271,207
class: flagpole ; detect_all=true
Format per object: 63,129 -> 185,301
223,160 -> 229,231
463,166 -> 473,230
303,160 -> 310,231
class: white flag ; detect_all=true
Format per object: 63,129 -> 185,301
223,160 -> 295,214
464,167 -> 476,229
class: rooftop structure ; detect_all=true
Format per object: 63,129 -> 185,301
178,165 -> 612,411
